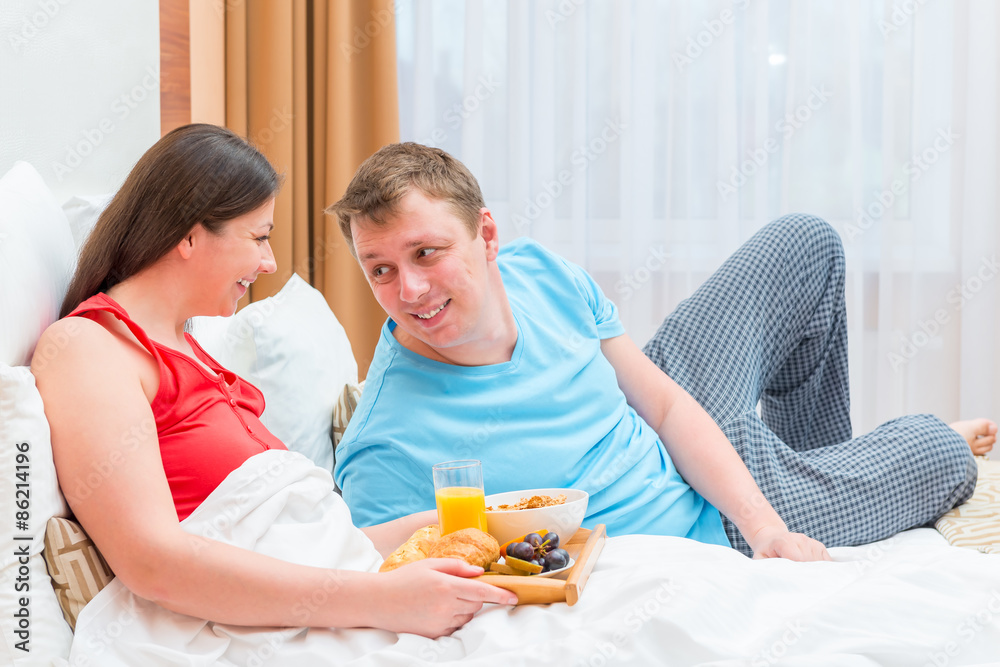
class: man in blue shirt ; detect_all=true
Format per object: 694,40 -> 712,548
327,142 -> 991,559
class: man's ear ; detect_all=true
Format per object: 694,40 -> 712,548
479,208 -> 500,260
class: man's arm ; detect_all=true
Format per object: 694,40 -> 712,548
361,509 -> 438,558
600,333 -> 831,561
337,440 -> 435,527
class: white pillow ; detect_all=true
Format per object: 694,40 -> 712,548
0,162 -> 77,367
61,193 -> 113,252
186,314 -> 234,367
0,365 -> 73,662
190,274 -> 357,474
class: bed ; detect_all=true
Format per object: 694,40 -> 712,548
2,158 -> 1000,666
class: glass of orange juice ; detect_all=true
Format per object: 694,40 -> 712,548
432,460 -> 487,535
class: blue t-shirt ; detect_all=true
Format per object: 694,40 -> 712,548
335,238 -> 728,546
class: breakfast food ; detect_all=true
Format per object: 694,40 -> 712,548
427,528 -> 501,570
378,525 -> 441,572
407,525 -> 443,554
486,494 -> 567,511
378,525 -> 500,572
491,529 -> 572,575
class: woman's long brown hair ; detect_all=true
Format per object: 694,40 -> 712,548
60,124 -> 280,317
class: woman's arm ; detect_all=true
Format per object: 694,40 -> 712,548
32,318 -> 514,637
600,334 -> 830,561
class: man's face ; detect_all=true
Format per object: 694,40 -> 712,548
352,190 -> 501,361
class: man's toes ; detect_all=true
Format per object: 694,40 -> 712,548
949,418 -> 998,454
970,418 -> 996,437
971,425 -> 996,455
972,440 -> 994,455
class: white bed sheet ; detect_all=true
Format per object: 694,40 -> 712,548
68,451 -> 1000,666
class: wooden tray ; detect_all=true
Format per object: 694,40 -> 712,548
475,524 -> 606,605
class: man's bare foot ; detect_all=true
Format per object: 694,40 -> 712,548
949,418 -> 998,456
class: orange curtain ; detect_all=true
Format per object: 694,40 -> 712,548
223,0 -> 398,376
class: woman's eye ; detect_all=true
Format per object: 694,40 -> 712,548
256,235 -> 271,243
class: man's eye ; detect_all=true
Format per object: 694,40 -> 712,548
418,248 -> 436,258
372,266 -> 389,278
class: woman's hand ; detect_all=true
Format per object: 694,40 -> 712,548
747,525 -> 831,562
366,558 -> 518,638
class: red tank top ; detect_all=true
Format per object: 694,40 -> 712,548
68,293 -> 287,521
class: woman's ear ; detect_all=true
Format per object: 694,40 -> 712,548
175,225 -> 200,260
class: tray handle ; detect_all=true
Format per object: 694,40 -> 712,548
564,524 -> 606,606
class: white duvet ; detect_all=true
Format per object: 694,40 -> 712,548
68,450 -> 1000,666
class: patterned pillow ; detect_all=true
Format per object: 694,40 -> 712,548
331,380 -> 365,452
42,516 -> 115,630
935,458 -> 1000,554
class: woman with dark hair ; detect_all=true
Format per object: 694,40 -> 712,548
33,124 -> 515,639
58,123 -> 283,318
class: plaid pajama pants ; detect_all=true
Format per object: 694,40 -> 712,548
642,213 -> 977,555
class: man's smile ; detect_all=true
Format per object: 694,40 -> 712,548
414,299 -> 451,320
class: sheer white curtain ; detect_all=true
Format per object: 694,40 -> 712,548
395,0 -> 999,437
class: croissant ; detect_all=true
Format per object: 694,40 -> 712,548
378,526 -> 500,572
408,525 -> 443,554
427,528 -> 500,570
379,525 -> 441,572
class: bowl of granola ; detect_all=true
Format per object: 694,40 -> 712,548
483,488 -> 589,546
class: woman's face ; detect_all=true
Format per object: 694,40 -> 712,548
195,197 -> 277,316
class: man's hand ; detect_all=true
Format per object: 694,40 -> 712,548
747,525 -> 832,562
599,334 -> 833,563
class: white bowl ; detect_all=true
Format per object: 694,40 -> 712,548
484,488 -> 589,546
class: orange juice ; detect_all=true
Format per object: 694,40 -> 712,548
435,486 -> 487,535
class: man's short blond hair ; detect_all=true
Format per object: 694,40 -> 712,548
326,142 -> 486,258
